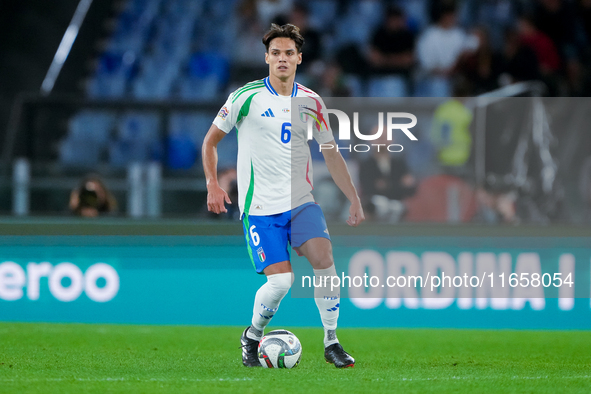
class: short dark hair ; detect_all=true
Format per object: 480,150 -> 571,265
262,23 -> 305,53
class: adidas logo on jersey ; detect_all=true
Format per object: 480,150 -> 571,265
261,108 -> 275,117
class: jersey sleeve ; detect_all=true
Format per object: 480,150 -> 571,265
212,93 -> 239,134
310,95 -> 335,145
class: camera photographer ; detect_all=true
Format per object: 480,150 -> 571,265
69,175 -> 117,217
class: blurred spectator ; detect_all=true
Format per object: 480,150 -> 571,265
368,5 -> 416,79
517,16 -> 561,76
455,27 -> 504,94
564,56 -> 589,96
428,0 -> 452,25
499,28 -> 541,85
416,3 -> 479,96
429,78 -> 473,169
459,0 -> 518,51
475,187 -> 518,223
533,0 -> 590,97
417,4 -> 478,75
289,3 -> 322,69
359,128 -> 416,221
517,15 -> 561,94
234,0 -> 267,66
317,63 -> 352,97
571,0 -> 591,95
335,43 -> 368,77
257,0 -> 293,27
69,175 -> 117,217
533,0 -> 579,59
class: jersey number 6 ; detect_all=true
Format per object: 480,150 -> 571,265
281,122 -> 291,144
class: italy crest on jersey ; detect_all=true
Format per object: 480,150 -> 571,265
298,103 -> 328,133
257,247 -> 266,262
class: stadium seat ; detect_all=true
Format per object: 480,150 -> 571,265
59,138 -> 103,167
343,74 -> 364,96
166,133 -> 198,169
126,0 -> 162,15
87,0 -> 237,101
174,52 -> 229,100
117,112 -> 160,142
352,0 -> 385,28
168,112 -> 212,146
87,74 -> 127,98
167,112 -> 218,169
177,77 -> 220,100
109,114 -> 164,166
368,76 -> 409,97
414,77 -> 452,98
108,112 -> 163,166
68,111 -> 116,144
108,139 -> 157,166
164,0 -> 203,18
87,51 -> 138,98
334,15 -> 373,46
132,75 -> 176,99
188,52 -> 229,85
399,0 -> 428,32
308,0 -> 339,30
334,0 -> 384,47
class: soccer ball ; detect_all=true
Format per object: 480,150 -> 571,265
258,329 -> 302,368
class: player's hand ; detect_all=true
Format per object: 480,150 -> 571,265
347,199 -> 365,227
207,184 -> 231,214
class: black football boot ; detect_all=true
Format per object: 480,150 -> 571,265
240,326 -> 262,367
324,343 -> 355,368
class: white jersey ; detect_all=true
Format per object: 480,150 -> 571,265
213,77 -> 334,216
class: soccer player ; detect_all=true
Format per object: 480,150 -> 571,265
202,24 -> 364,368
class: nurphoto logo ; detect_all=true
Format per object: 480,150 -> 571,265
300,106 -> 418,153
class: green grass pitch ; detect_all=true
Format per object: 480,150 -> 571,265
1,323 -> 590,393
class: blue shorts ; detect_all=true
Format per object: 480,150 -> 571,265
242,202 -> 331,274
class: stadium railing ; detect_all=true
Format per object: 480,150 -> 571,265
0,93 -> 223,217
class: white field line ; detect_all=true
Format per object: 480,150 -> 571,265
0,376 -> 589,383
0,377 -> 253,383
374,375 -> 591,382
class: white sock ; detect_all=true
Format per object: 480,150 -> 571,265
313,265 -> 340,347
247,272 -> 293,341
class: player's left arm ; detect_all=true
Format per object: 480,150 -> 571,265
321,140 -> 365,227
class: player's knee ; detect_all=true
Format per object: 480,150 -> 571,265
312,256 -> 334,270
267,272 -> 293,298
312,248 -> 334,269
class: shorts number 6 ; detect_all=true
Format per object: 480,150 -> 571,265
249,225 -> 260,246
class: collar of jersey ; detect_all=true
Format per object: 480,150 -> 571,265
264,77 -> 298,97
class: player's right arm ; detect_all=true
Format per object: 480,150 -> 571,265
204,80 -> 262,214
202,124 -> 232,214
